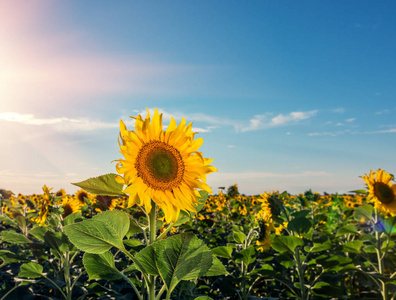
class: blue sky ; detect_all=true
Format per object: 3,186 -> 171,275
1,1 -> 396,195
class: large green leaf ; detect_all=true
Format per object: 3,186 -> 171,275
156,233 -> 213,292
134,233 -> 223,293
2,231 -> 31,244
83,252 -> 122,280
235,245 -> 256,266
336,225 -> 359,237
18,262 -> 43,279
64,210 -> 130,253
72,173 -> 124,196
271,235 -> 303,253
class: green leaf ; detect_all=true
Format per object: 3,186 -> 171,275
124,239 -> 142,247
28,227 -> 51,242
194,297 -> 213,300
126,218 -> 144,238
83,252 -> 122,280
0,215 -> 17,226
349,189 -> 368,195
311,240 -> 332,252
62,212 -> 83,226
271,235 -> 304,253
2,231 -> 31,244
15,215 -> 27,229
135,233 -> 214,293
354,205 -> 374,222
157,233 -> 213,292
134,244 -> 159,275
287,217 -> 312,234
44,231 -> 71,254
336,225 -> 359,237
204,256 -> 228,277
18,262 -> 43,278
342,240 -> 364,254
64,210 -> 130,253
232,230 -> 246,244
72,173 -> 124,196
0,250 -> 28,265
235,245 -> 256,266
211,245 -> 233,259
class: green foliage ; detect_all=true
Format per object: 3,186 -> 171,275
72,173 -> 124,196
134,232 -> 226,293
64,210 -> 130,253
83,252 -> 123,280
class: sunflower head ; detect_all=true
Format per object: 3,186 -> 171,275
361,169 -> 396,215
114,108 -> 217,223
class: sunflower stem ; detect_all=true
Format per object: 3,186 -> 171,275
375,208 -> 388,300
148,201 -> 157,300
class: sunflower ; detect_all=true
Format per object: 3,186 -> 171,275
114,108 -> 217,223
75,189 -> 91,205
33,185 -> 53,226
61,196 -> 81,218
361,169 -> 396,214
255,209 -> 274,252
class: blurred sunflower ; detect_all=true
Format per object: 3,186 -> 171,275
33,185 -> 53,226
255,210 -> 274,252
114,108 -> 217,223
361,169 -> 396,214
61,196 -> 81,218
75,189 -> 91,205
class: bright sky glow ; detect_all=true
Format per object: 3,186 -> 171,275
1,1 -> 396,196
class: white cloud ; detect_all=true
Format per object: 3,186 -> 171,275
332,108 -> 345,114
308,131 -> 345,137
0,112 -> 118,132
237,110 -> 318,132
345,118 -> 356,122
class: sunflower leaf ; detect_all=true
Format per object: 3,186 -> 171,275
83,252 -> 123,280
64,210 -> 130,253
72,173 -> 124,196
18,262 -> 43,279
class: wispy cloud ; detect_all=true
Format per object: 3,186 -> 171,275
345,118 -> 356,122
0,112 -> 118,132
308,131 -> 346,137
332,107 -> 345,114
237,110 -> 318,132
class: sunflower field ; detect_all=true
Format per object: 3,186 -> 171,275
1,174 -> 396,300
2,110 -> 396,300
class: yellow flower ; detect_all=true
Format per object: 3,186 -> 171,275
33,185 -> 53,226
55,188 -> 66,197
256,209 -> 274,252
61,196 -> 81,218
361,169 -> 396,214
75,189 -> 91,205
114,108 -> 217,223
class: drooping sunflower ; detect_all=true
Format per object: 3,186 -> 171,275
114,108 -> 217,223
255,209 -> 275,252
361,169 -> 396,214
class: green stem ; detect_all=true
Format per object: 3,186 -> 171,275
155,284 -> 167,300
119,271 -> 143,300
375,209 -> 388,300
148,201 -> 157,300
64,251 -> 72,300
42,274 -> 68,300
294,248 -> 307,300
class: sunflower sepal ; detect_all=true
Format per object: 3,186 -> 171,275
72,173 -> 125,197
